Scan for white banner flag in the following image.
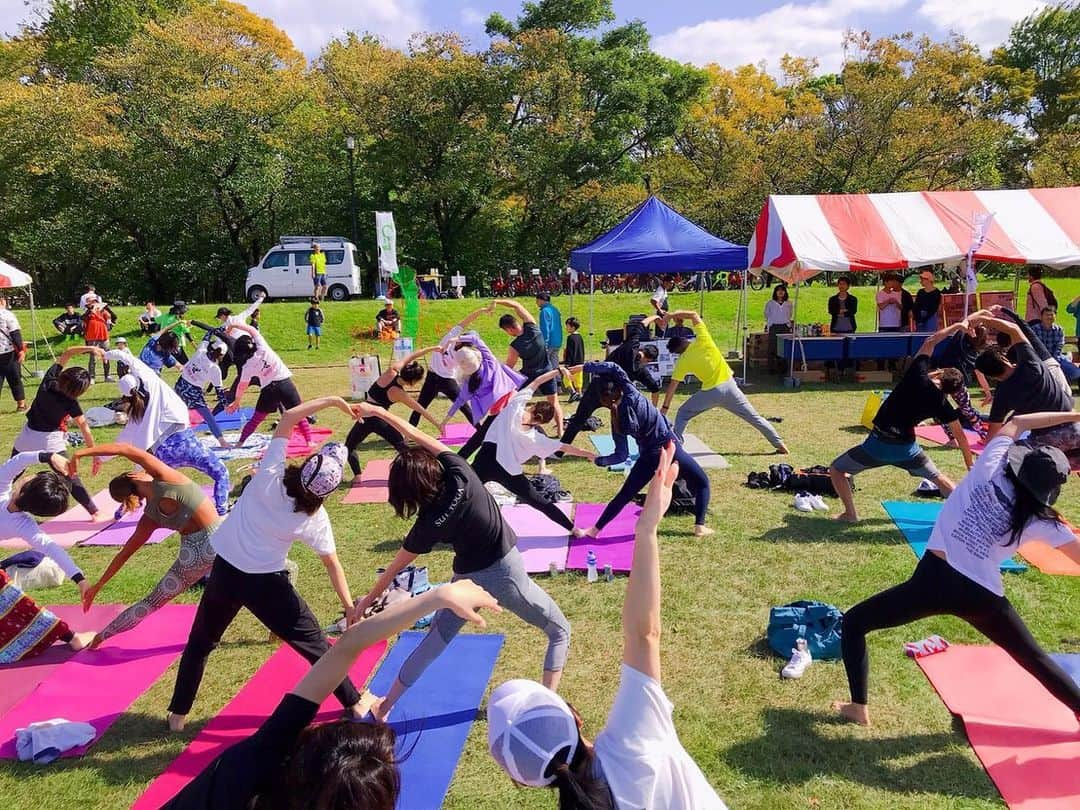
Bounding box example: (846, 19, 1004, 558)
(376, 211, 398, 279)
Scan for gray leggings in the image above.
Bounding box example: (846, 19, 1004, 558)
(96, 522, 220, 643)
(398, 547, 570, 687)
(673, 379, 784, 449)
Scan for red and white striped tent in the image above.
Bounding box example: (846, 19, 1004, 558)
(748, 187, 1080, 283)
(0, 260, 32, 289)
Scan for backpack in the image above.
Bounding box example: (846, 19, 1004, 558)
(782, 465, 848, 497)
(635, 477, 696, 512)
(767, 600, 844, 660)
(1038, 281, 1058, 310)
(529, 473, 570, 504)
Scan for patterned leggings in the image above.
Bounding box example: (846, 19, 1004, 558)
(95, 522, 220, 644)
(154, 430, 230, 515)
(941, 387, 987, 441)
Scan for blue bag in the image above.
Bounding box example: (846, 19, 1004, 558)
(767, 600, 844, 660)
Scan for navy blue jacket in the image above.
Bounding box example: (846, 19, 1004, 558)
(584, 361, 674, 465)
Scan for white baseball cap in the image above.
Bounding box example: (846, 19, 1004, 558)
(115, 336, 128, 344)
(487, 679, 578, 787)
(118, 374, 140, 397)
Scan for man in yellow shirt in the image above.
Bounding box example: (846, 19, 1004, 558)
(310, 243, 327, 300)
(661, 310, 788, 453)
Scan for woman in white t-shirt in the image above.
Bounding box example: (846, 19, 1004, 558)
(226, 323, 310, 449)
(835, 410, 1080, 726)
(487, 443, 728, 810)
(764, 285, 792, 374)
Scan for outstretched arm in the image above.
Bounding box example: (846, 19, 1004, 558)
(967, 313, 1025, 346)
(58, 345, 102, 366)
(450, 305, 495, 337)
(387, 387, 441, 430)
(393, 345, 440, 370)
(71, 441, 178, 481)
(493, 299, 535, 325)
(274, 397, 357, 440)
(664, 309, 703, 325)
(319, 552, 357, 624)
(83, 519, 157, 610)
(351, 401, 449, 456)
(915, 322, 966, 357)
(1000, 411, 1080, 440)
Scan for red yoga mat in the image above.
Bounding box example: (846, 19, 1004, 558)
(914, 424, 987, 454)
(917, 644, 1080, 809)
(0, 604, 124, 719)
(567, 503, 641, 573)
(343, 458, 393, 505)
(131, 638, 388, 809)
(284, 426, 334, 458)
(0, 603, 197, 759)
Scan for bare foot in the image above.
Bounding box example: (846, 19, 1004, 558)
(571, 528, 586, 539)
(91, 512, 111, 524)
(694, 525, 715, 537)
(368, 696, 390, 723)
(167, 712, 187, 732)
(68, 631, 96, 651)
(832, 701, 870, 725)
(775, 444, 790, 455)
(583, 526, 600, 539)
(834, 511, 858, 523)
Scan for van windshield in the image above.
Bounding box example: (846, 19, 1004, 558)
(263, 251, 289, 269)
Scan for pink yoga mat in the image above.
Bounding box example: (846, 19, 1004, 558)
(343, 458, 393, 505)
(502, 504, 573, 573)
(439, 422, 476, 446)
(79, 485, 215, 547)
(0, 603, 197, 759)
(284, 426, 334, 458)
(914, 424, 987, 453)
(567, 503, 641, 573)
(132, 639, 388, 809)
(0, 489, 119, 550)
(917, 645, 1080, 809)
(0, 604, 124, 719)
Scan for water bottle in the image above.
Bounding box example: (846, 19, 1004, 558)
(586, 550, 598, 583)
(549, 561, 559, 577)
(603, 563, 613, 582)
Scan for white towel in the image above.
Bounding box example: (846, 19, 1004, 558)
(15, 718, 96, 764)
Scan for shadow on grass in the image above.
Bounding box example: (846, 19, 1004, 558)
(724, 707, 998, 801)
(756, 512, 894, 543)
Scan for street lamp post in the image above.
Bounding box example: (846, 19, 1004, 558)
(345, 136, 358, 248)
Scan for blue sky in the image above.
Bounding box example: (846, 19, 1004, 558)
(1, 0, 1048, 72)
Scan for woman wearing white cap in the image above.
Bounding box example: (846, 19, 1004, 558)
(174, 334, 229, 448)
(105, 346, 230, 515)
(488, 442, 728, 809)
(167, 397, 366, 732)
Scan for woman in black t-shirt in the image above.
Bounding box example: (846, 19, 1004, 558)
(11, 345, 107, 521)
(914, 271, 943, 332)
(352, 403, 571, 725)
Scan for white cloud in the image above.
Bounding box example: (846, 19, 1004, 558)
(917, 0, 1046, 51)
(0, 0, 37, 38)
(242, 0, 428, 55)
(653, 0, 909, 74)
(461, 6, 488, 27)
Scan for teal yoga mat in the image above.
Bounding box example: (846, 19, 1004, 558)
(589, 434, 640, 472)
(368, 631, 504, 810)
(882, 500, 1027, 573)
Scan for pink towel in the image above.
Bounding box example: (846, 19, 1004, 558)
(914, 424, 987, 453)
(567, 503, 641, 573)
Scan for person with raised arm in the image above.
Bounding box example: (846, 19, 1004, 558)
(69, 442, 222, 648)
(350, 401, 571, 724)
(167, 397, 366, 732)
(173, 334, 230, 448)
(487, 443, 728, 809)
(494, 298, 565, 437)
(406, 310, 482, 427)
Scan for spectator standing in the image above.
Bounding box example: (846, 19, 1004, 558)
(827, 277, 858, 377)
(536, 293, 562, 387)
(764, 285, 792, 374)
(138, 301, 161, 334)
(1030, 307, 1080, 383)
(305, 298, 324, 350)
(1066, 294, 1080, 343)
(1025, 267, 1056, 322)
(563, 316, 585, 400)
(52, 304, 83, 341)
(310, 243, 327, 300)
(0, 293, 26, 411)
(914, 271, 943, 331)
(875, 274, 905, 333)
(82, 301, 112, 383)
(77, 285, 97, 310)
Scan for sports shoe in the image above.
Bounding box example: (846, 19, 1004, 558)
(568, 392, 581, 403)
(809, 494, 829, 512)
(781, 638, 812, 679)
(793, 492, 813, 512)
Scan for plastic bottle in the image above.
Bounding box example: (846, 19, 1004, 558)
(603, 563, 613, 582)
(586, 550, 598, 583)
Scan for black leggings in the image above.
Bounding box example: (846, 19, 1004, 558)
(471, 443, 574, 531)
(842, 552, 1080, 711)
(345, 413, 407, 475)
(560, 385, 602, 447)
(9, 447, 97, 517)
(169, 556, 361, 715)
(409, 374, 473, 427)
(595, 441, 711, 529)
(459, 412, 496, 459)
(0, 352, 24, 403)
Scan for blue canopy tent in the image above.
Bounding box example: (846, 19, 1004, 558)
(568, 195, 749, 363)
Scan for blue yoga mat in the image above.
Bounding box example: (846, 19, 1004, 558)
(589, 434, 640, 473)
(882, 500, 1028, 573)
(1050, 653, 1080, 687)
(191, 406, 256, 433)
(368, 631, 504, 810)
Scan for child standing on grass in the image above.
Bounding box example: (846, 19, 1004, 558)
(306, 298, 324, 350)
(563, 316, 585, 402)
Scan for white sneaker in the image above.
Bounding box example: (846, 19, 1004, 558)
(793, 492, 813, 512)
(809, 494, 829, 512)
(781, 638, 812, 679)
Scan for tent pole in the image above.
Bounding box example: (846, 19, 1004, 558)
(589, 274, 595, 342)
(28, 284, 42, 376)
(1013, 264, 1021, 306)
(788, 278, 801, 383)
(738, 273, 749, 385)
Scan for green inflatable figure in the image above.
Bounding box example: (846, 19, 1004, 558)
(392, 264, 419, 339)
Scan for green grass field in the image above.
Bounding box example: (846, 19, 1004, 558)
(1, 281, 1077, 809)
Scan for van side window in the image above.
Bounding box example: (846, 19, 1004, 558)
(292, 251, 312, 267)
(263, 251, 289, 269)
(325, 250, 345, 265)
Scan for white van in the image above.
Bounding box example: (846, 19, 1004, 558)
(245, 236, 363, 302)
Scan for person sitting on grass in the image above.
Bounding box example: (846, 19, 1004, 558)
(52, 304, 83, 340)
(833, 410, 1080, 726)
(487, 443, 728, 809)
(829, 324, 974, 523)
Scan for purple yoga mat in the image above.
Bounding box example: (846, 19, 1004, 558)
(0, 603, 197, 759)
(439, 422, 476, 446)
(567, 503, 642, 573)
(79, 486, 214, 547)
(502, 504, 573, 573)
(0, 604, 124, 719)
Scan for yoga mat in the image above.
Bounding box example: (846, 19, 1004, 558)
(0, 603, 197, 759)
(914, 424, 988, 454)
(682, 433, 731, 469)
(1017, 518, 1080, 576)
(366, 631, 504, 810)
(0, 604, 124, 719)
(190, 407, 255, 432)
(131, 639, 388, 809)
(200, 430, 269, 460)
(78, 486, 213, 547)
(439, 422, 476, 446)
(0, 489, 118, 551)
(917, 645, 1080, 810)
(285, 426, 334, 458)
(343, 458, 393, 505)
(882, 501, 1027, 573)
(501, 503, 572, 573)
(589, 434, 640, 473)
(568, 502, 642, 573)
